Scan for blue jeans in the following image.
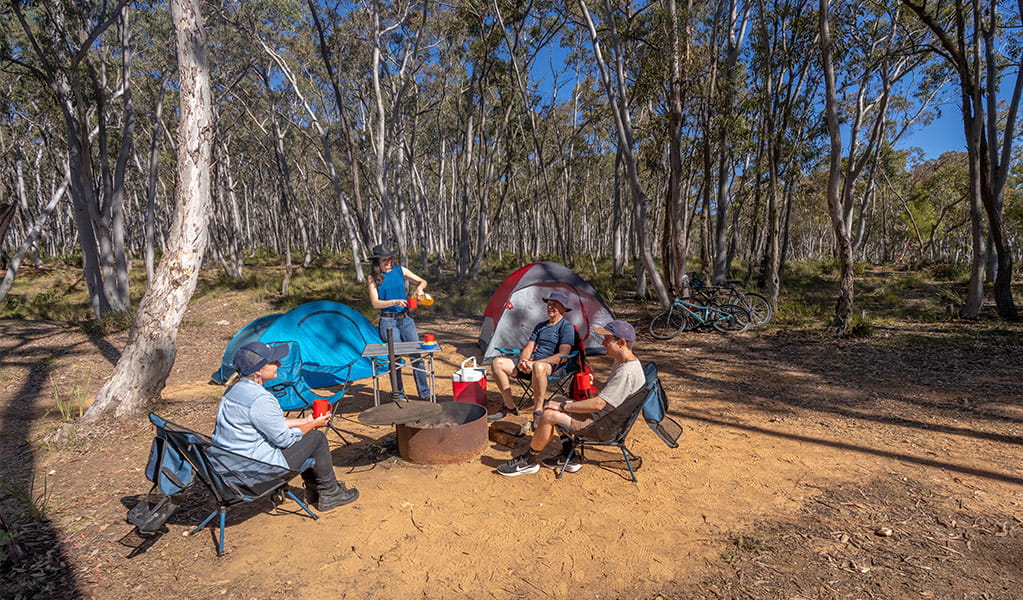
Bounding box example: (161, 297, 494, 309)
(378, 315, 430, 399)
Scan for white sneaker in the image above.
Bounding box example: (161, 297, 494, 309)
(541, 454, 582, 473)
(496, 455, 540, 477)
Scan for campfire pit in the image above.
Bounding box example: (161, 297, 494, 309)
(395, 402, 488, 464)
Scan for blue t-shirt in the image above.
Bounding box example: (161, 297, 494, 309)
(377, 267, 407, 315)
(528, 318, 575, 360)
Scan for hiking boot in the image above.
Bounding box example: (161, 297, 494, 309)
(304, 484, 319, 506)
(317, 483, 359, 511)
(541, 454, 582, 473)
(496, 455, 540, 477)
(487, 405, 519, 422)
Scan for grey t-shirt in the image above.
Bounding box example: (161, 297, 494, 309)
(595, 359, 644, 415)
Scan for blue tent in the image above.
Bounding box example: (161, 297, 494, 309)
(211, 301, 384, 411)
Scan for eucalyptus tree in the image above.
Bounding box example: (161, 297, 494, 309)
(902, 0, 1021, 321)
(576, 0, 671, 307)
(4, 0, 140, 317)
(820, 0, 856, 333)
(84, 0, 213, 422)
(747, 0, 821, 304)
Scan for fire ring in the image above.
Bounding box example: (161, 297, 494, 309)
(396, 402, 488, 464)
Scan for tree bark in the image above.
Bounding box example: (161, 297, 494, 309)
(820, 0, 855, 334)
(84, 0, 213, 422)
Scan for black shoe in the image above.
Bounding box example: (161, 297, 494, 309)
(304, 484, 319, 506)
(496, 455, 540, 477)
(541, 454, 582, 473)
(487, 405, 519, 422)
(317, 483, 359, 511)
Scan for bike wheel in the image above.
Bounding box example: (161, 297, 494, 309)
(712, 304, 751, 334)
(649, 307, 688, 340)
(740, 293, 772, 328)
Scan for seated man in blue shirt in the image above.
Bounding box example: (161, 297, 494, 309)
(213, 341, 358, 511)
(488, 291, 576, 428)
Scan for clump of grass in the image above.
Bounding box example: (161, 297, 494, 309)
(847, 312, 876, 337)
(721, 535, 774, 564)
(3, 473, 53, 523)
(78, 311, 133, 335)
(48, 375, 90, 423)
(929, 263, 968, 281)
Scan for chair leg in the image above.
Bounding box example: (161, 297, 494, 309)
(326, 421, 350, 445)
(618, 445, 638, 482)
(285, 489, 319, 520)
(192, 510, 218, 535)
(556, 445, 579, 480)
(217, 510, 226, 556)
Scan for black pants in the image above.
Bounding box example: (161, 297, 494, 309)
(281, 430, 337, 491)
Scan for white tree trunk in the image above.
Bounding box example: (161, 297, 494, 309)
(0, 168, 70, 302)
(83, 0, 213, 422)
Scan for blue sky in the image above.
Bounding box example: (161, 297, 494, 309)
(897, 109, 965, 160)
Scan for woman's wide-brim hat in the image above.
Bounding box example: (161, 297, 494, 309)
(369, 244, 396, 260)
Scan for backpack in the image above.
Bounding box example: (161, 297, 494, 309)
(127, 433, 196, 535)
(566, 325, 597, 400)
(642, 377, 683, 448)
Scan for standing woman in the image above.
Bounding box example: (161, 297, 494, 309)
(367, 244, 431, 400)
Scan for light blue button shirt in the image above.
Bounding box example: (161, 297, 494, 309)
(212, 378, 302, 468)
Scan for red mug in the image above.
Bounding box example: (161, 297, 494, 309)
(313, 399, 331, 418)
(407, 297, 418, 309)
(424, 334, 435, 344)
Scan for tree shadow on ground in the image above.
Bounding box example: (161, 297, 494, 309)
(639, 322, 1023, 487)
(0, 322, 84, 599)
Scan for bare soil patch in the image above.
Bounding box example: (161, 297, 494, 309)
(1, 292, 1021, 599)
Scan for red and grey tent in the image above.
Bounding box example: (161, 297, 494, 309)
(478, 261, 615, 363)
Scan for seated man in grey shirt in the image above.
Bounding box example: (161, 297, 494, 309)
(496, 320, 644, 476)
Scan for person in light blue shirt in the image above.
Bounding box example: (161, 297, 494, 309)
(213, 341, 358, 511)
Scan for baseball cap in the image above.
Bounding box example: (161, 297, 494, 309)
(593, 320, 636, 343)
(233, 341, 289, 376)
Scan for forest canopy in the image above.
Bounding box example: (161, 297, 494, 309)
(0, 0, 1020, 321)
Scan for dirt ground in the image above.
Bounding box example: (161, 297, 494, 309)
(1, 290, 1021, 600)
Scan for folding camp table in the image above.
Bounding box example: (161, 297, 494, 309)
(361, 341, 440, 405)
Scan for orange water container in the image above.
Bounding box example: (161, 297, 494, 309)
(452, 357, 487, 405)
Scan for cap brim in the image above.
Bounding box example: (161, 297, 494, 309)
(267, 344, 290, 362)
(542, 297, 571, 311)
(593, 326, 612, 336)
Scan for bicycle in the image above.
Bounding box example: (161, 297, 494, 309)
(689, 272, 772, 328)
(648, 296, 751, 340)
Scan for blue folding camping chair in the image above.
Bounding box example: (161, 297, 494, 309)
(496, 324, 586, 411)
(552, 362, 666, 482)
(147, 413, 318, 556)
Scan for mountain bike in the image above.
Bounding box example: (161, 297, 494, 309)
(648, 296, 751, 340)
(689, 272, 772, 328)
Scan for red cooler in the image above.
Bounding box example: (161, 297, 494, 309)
(453, 357, 487, 405)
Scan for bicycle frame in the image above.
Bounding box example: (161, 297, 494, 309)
(670, 297, 732, 328)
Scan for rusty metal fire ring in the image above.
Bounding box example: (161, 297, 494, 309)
(396, 402, 488, 464)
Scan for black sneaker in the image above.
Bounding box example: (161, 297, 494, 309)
(541, 454, 582, 473)
(496, 455, 540, 477)
(317, 483, 359, 511)
(487, 405, 519, 422)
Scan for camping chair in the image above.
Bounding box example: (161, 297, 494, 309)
(496, 325, 586, 410)
(552, 362, 661, 482)
(264, 341, 352, 444)
(147, 413, 318, 556)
